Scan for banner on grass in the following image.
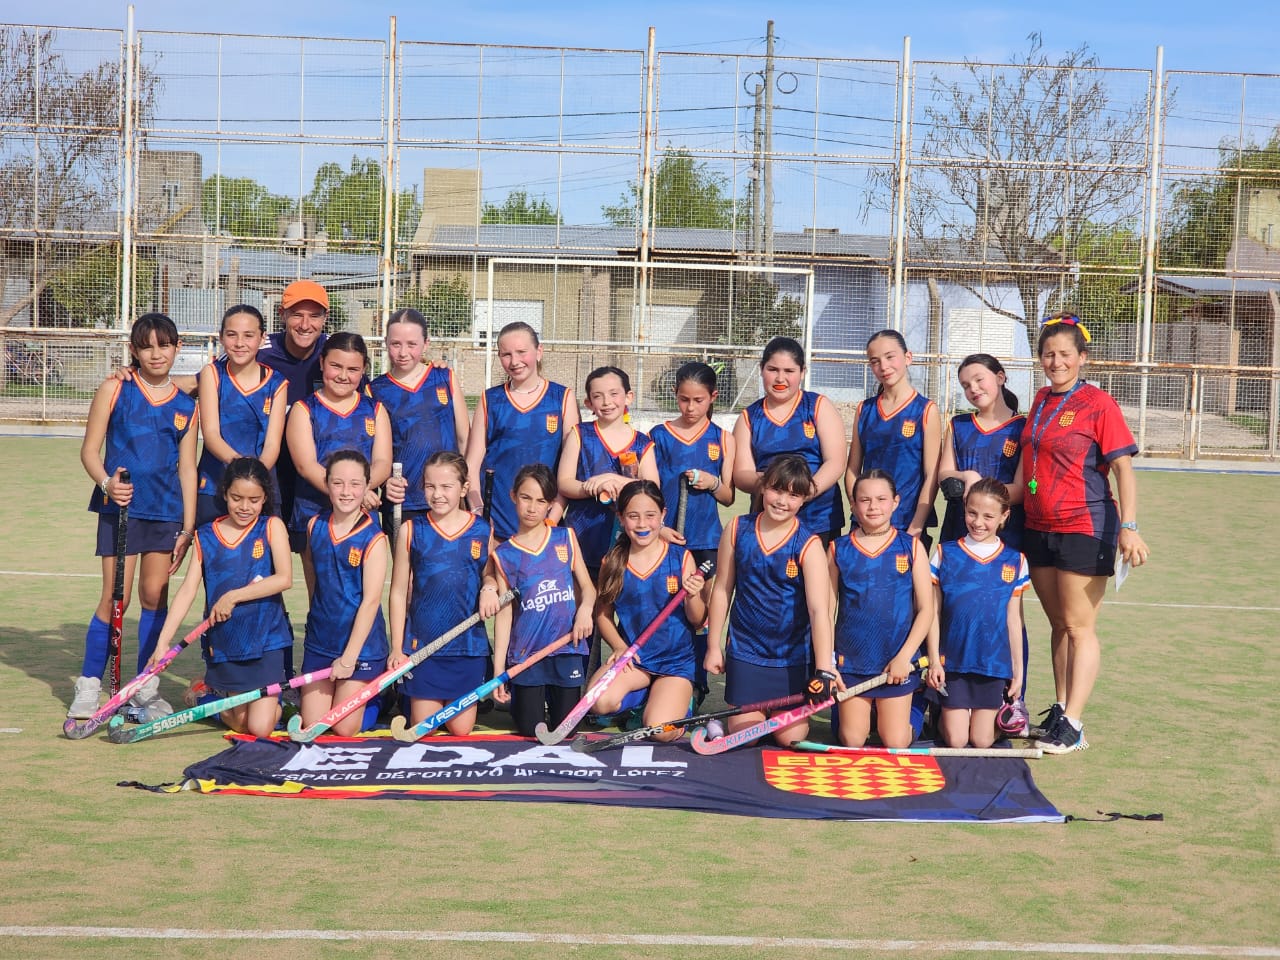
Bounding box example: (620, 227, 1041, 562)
(146, 735, 1062, 822)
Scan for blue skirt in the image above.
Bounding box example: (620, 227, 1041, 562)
(403, 654, 488, 701)
(205, 647, 287, 696)
(724, 655, 808, 707)
(301, 648, 384, 682)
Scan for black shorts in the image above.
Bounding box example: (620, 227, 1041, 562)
(1023, 528, 1115, 577)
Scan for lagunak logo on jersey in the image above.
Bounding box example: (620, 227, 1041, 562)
(895, 553, 909, 574)
(707, 442, 721, 461)
(347, 547, 362, 567)
(785, 557, 799, 579)
(545, 414, 559, 434)
(666, 575, 679, 594)
(1058, 411, 1076, 427)
(802, 420, 816, 439)
(252, 538, 265, 559)
(173, 412, 189, 430)
(436, 387, 449, 405)
(554, 543, 569, 563)
(364, 417, 376, 436)
(470, 539, 482, 560)
(762, 752, 945, 800)
(1002, 438, 1018, 457)
(1001, 563, 1016, 583)
(524, 577, 573, 613)
(901, 419, 917, 438)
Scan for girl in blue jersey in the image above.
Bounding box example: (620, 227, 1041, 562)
(71, 313, 198, 721)
(196, 305, 288, 527)
(558, 366, 659, 575)
(732, 338, 847, 544)
(490, 465, 596, 738)
(465, 322, 579, 540)
(846, 330, 941, 546)
(370, 308, 470, 525)
(149, 458, 293, 737)
(926, 478, 1028, 749)
(587, 481, 708, 739)
(829, 470, 933, 749)
(705, 455, 834, 747)
(299, 450, 390, 737)
(388, 451, 491, 736)
(286, 332, 393, 556)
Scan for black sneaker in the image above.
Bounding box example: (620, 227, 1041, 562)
(1037, 714, 1089, 754)
(1029, 702, 1064, 738)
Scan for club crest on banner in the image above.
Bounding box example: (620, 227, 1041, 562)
(1002, 439, 1017, 458)
(901, 419, 917, 439)
(761, 752, 945, 800)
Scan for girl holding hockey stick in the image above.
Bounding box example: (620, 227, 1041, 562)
(195, 304, 288, 527)
(829, 469, 933, 749)
(926, 478, 1028, 749)
(298, 450, 390, 737)
(149, 457, 293, 738)
(704, 454, 834, 747)
(490, 464, 596, 737)
(72, 312, 197, 721)
(586, 480, 707, 740)
(388, 451, 493, 736)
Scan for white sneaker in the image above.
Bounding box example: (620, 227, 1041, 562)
(67, 676, 101, 719)
(127, 675, 174, 723)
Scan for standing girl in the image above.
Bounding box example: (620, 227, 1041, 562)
(732, 337, 847, 545)
(388, 451, 491, 736)
(705, 454, 834, 747)
(285, 332, 392, 556)
(149, 458, 293, 737)
(846, 330, 941, 546)
(490, 465, 596, 737)
(587, 481, 707, 739)
(71, 313, 197, 720)
(829, 470, 933, 749)
(557, 366, 658, 576)
(926, 478, 1028, 749)
(465, 322, 579, 540)
(369, 308, 469, 525)
(196, 304, 288, 527)
(298, 450, 390, 737)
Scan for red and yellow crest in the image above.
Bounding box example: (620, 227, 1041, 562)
(666, 575, 679, 594)
(347, 547, 362, 567)
(707, 442, 721, 462)
(895, 553, 909, 574)
(173, 412, 189, 430)
(252, 538, 265, 559)
(263, 397, 273, 415)
(555, 544, 569, 563)
(1001, 563, 1016, 583)
(470, 540, 482, 560)
(802, 421, 816, 439)
(364, 417, 376, 436)
(546, 414, 559, 434)
(1002, 438, 1017, 458)
(762, 751, 945, 800)
(785, 557, 799, 579)
(436, 387, 449, 405)
(1058, 411, 1076, 428)
(900, 419, 917, 439)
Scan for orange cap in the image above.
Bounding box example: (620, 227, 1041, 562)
(281, 279, 329, 311)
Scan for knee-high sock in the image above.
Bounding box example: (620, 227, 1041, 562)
(80, 615, 110, 679)
(136, 607, 166, 674)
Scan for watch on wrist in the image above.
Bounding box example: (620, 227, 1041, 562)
(1120, 521, 1139, 532)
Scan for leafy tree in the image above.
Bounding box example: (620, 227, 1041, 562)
(48, 245, 155, 326)
(398, 275, 472, 339)
(305, 156, 419, 245)
(201, 175, 294, 240)
(731, 274, 804, 344)
(1043, 222, 1144, 350)
(604, 147, 737, 229)
(482, 189, 561, 225)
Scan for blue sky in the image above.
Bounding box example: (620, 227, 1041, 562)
(5, 0, 1274, 74)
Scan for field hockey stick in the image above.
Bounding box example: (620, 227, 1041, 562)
(390, 462, 403, 546)
(64, 616, 211, 739)
(690, 655, 933, 756)
(106, 468, 131, 698)
(388, 631, 575, 742)
(287, 588, 517, 742)
(791, 740, 1043, 759)
(569, 692, 805, 754)
(481, 469, 495, 522)
(674, 474, 690, 537)
(107, 667, 333, 744)
(535, 558, 714, 745)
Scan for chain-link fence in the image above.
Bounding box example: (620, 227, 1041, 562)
(1, 19, 1277, 458)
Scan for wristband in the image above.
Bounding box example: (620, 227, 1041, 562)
(100, 476, 111, 495)
(711, 476, 721, 492)
(1120, 521, 1139, 532)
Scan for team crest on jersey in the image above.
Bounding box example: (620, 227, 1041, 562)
(263, 397, 273, 415)
(666, 575, 679, 595)
(895, 553, 909, 574)
(555, 543, 569, 563)
(252, 538, 265, 559)
(470, 540, 482, 560)
(546, 414, 559, 434)
(348, 547, 362, 567)
(785, 557, 799, 579)
(364, 417, 376, 436)
(173, 412, 189, 430)
(1002, 438, 1017, 458)
(762, 752, 945, 800)
(1058, 411, 1076, 427)
(707, 442, 721, 462)
(1001, 564, 1016, 583)
(802, 421, 816, 439)
(436, 387, 449, 405)
(901, 419, 917, 438)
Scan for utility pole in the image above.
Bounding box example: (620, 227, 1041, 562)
(764, 19, 775, 268)
(751, 83, 764, 259)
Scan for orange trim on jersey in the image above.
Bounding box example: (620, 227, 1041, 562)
(504, 523, 552, 557)
(875, 389, 919, 421)
(956, 537, 1005, 565)
(427, 512, 477, 542)
(848, 529, 897, 559)
(328, 511, 377, 545)
(134, 378, 179, 407)
(387, 365, 435, 392)
(504, 378, 550, 413)
(625, 541, 669, 580)
(760, 390, 803, 427)
(226, 363, 273, 397)
(211, 517, 256, 549)
(967, 412, 1025, 436)
(312, 391, 362, 418)
(753, 515, 800, 556)
(588, 421, 639, 459)
(658, 419, 711, 446)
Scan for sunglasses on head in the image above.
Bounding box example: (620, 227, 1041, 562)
(1040, 315, 1091, 343)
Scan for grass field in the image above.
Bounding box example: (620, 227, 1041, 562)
(0, 436, 1276, 959)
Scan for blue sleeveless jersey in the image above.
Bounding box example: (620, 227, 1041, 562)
(196, 358, 287, 499)
(613, 543, 696, 681)
(291, 391, 382, 532)
(832, 529, 919, 675)
(89, 379, 196, 522)
(856, 391, 935, 531)
(743, 391, 845, 534)
(404, 514, 491, 658)
(195, 515, 292, 664)
(942, 413, 1027, 548)
(369, 367, 460, 512)
(303, 511, 388, 662)
(493, 525, 588, 668)
(565, 422, 653, 569)
(650, 421, 726, 551)
(480, 381, 569, 540)
(930, 539, 1028, 678)
(727, 515, 818, 668)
